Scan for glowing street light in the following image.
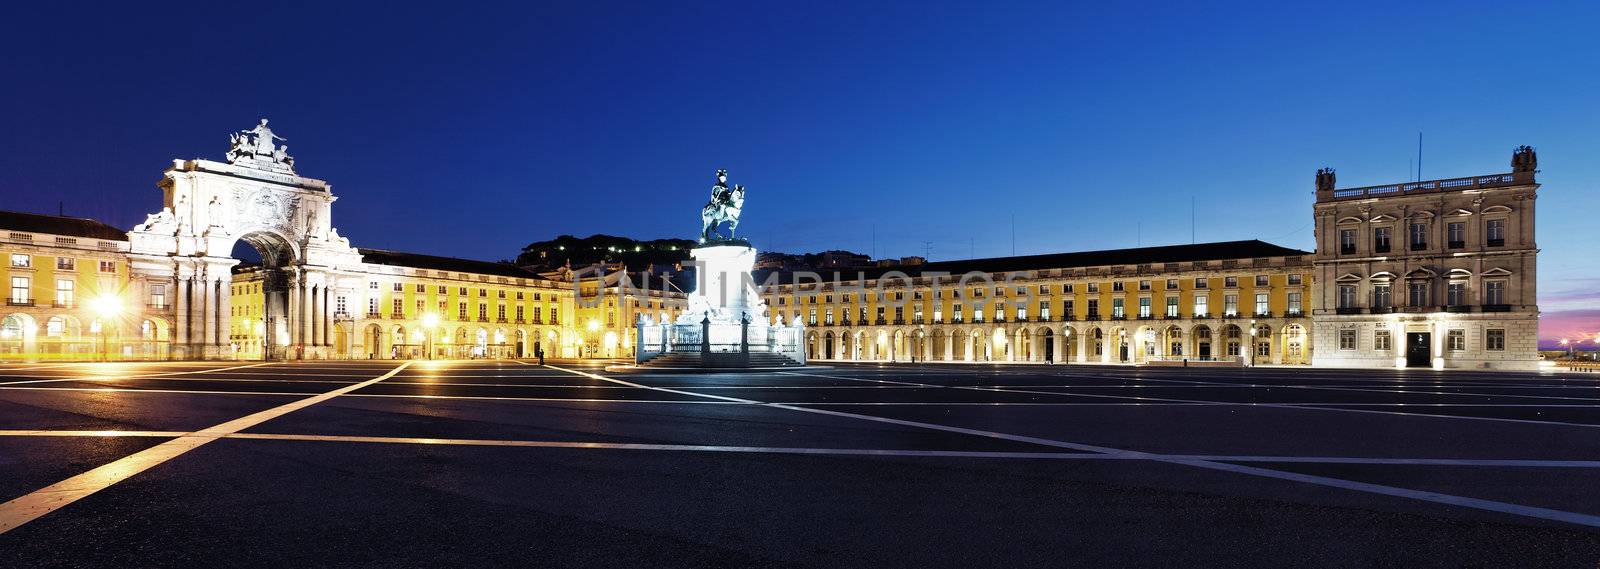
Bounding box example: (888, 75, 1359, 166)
(420, 312, 440, 359)
(90, 294, 122, 362)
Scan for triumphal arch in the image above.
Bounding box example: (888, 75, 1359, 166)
(127, 119, 363, 359)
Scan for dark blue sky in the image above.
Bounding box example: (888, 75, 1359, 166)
(2, 1, 1595, 340)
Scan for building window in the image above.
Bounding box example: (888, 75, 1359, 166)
(1254, 293, 1268, 315)
(972, 303, 984, 322)
(516, 305, 525, 321)
(1373, 283, 1392, 308)
(368, 297, 379, 316)
(497, 304, 506, 320)
(1165, 297, 1178, 317)
(1486, 219, 1506, 246)
(1087, 283, 1099, 293)
(1223, 294, 1238, 316)
(457, 303, 467, 320)
(1486, 329, 1505, 351)
(1408, 281, 1429, 307)
(1339, 329, 1356, 350)
(1375, 330, 1392, 351)
(1063, 283, 1074, 293)
(1485, 280, 1506, 305)
(369, 281, 378, 290)
(1113, 281, 1125, 292)
(1194, 278, 1207, 289)
(438, 285, 447, 294)
(952, 303, 963, 321)
(150, 284, 167, 309)
(1287, 292, 1302, 315)
(1138, 280, 1151, 291)
(1339, 229, 1356, 254)
(1447, 222, 1465, 249)
(1165, 279, 1178, 290)
(55, 279, 73, 307)
(1409, 222, 1428, 250)
(1338, 285, 1356, 308)
(391, 298, 403, 315)
(335, 295, 346, 315)
(1447, 329, 1465, 351)
(9, 254, 30, 268)
(1085, 299, 1098, 318)
(1374, 227, 1392, 252)
(1225, 276, 1238, 288)
(477, 304, 487, 320)
(1446, 281, 1467, 307)
(809, 308, 818, 325)
(1111, 298, 1124, 318)
(392, 282, 403, 292)
(1193, 295, 1207, 316)
(415, 284, 425, 292)
(1255, 275, 1269, 287)
(825, 308, 834, 325)
(1037, 302, 1048, 321)
(56, 257, 75, 271)
(95, 260, 113, 274)
(550, 308, 559, 324)
(1288, 274, 1302, 286)
(1138, 297, 1151, 318)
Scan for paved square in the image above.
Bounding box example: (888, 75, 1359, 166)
(2, 360, 1599, 567)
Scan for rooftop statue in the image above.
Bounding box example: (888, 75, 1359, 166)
(227, 118, 295, 171)
(699, 169, 746, 243)
(1511, 145, 1537, 173)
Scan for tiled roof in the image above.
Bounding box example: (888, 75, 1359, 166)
(358, 248, 541, 280)
(0, 210, 127, 241)
(759, 240, 1311, 281)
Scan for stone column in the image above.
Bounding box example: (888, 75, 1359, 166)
(286, 274, 302, 350)
(215, 275, 231, 351)
(174, 275, 191, 350)
(199, 273, 217, 353)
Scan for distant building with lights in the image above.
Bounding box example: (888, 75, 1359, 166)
(0, 121, 1541, 369)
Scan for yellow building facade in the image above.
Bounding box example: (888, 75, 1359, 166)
(761, 240, 1314, 365)
(1, 212, 171, 361)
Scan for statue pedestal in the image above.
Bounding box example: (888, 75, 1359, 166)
(681, 243, 763, 327)
(635, 242, 806, 367)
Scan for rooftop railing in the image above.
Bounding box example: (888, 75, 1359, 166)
(1323, 173, 1525, 202)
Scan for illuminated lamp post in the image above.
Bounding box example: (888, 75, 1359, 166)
(1248, 320, 1258, 367)
(90, 294, 122, 362)
(420, 312, 440, 359)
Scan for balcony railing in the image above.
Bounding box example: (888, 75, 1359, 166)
(52, 301, 74, 309)
(1446, 305, 1472, 313)
(1369, 306, 1393, 314)
(1374, 244, 1391, 253)
(6, 298, 34, 307)
(1487, 238, 1505, 247)
(1254, 311, 1273, 318)
(1340, 245, 1357, 255)
(1448, 241, 1466, 250)
(1335, 307, 1362, 315)
(1410, 243, 1427, 251)
(148, 303, 169, 311)
(1482, 304, 1512, 312)
(1286, 310, 1305, 318)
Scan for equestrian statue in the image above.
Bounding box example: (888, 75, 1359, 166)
(699, 169, 746, 243)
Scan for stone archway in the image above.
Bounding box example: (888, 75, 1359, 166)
(127, 119, 364, 360)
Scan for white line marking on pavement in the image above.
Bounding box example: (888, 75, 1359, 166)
(9, 429, 1600, 469)
(0, 385, 742, 404)
(0, 430, 185, 438)
(0, 361, 412, 535)
(544, 365, 1600, 529)
(0, 362, 275, 386)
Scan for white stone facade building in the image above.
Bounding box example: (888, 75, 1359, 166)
(1310, 147, 1540, 370)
